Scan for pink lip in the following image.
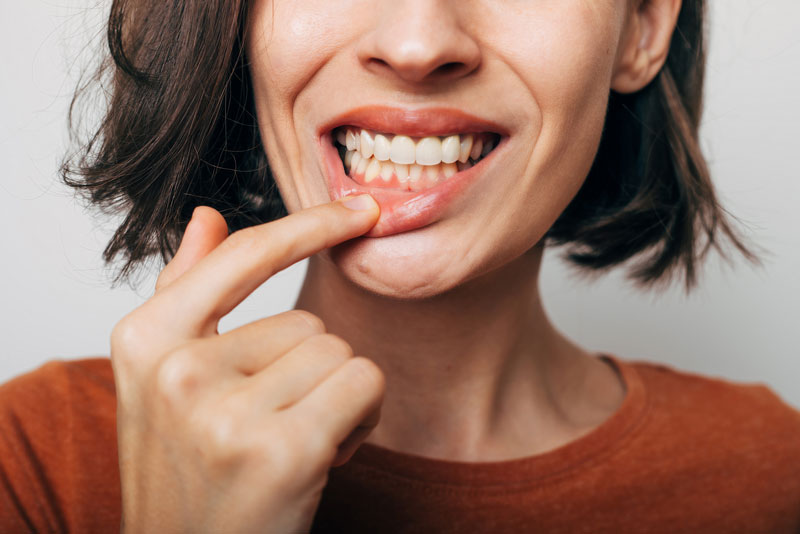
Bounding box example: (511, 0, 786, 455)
(318, 106, 508, 237)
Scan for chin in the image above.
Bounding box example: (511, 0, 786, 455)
(325, 230, 477, 300)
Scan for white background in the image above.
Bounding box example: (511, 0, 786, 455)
(1, 1, 798, 407)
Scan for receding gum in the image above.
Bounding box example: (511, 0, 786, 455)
(334, 128, 495, 193)
(347, 160, 468, 192)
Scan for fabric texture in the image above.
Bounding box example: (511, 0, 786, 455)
(1, 354, 798, 533)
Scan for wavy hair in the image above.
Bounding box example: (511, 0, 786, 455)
(63, 0, 762, 293)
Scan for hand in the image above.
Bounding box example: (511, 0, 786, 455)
(110, 195, 384, 533)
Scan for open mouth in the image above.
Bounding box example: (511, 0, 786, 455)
(317, 106, 509, 237)
(333, 127, 502, 192)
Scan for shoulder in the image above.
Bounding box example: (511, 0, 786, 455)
(629, 357, 800, 433)
(0, 358, 116, 430)
(0, 357, 115, 395)
(0, 358, 120, 531)
(624, 357, 800, 486)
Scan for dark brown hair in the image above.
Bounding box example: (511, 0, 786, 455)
(63, 0, 763, 293)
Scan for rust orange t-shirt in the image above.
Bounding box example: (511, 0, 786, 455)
(1, 353, 799, 533)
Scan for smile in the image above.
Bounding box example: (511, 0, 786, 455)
(335, 128, 501, 192)
(318, 106, 509, 237)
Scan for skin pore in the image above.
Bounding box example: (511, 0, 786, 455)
(245, 0, 681, 460)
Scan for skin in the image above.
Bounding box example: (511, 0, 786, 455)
(113, 0, 682, 531)
(246, 0, 681, 458)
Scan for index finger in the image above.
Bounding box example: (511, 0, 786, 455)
(149, 194, 379, 335)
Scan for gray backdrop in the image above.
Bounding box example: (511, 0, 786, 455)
(1, 1, 798, 407)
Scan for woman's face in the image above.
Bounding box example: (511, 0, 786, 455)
(246, 0, 635, 299)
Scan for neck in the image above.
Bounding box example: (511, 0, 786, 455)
(295, 244, 610, 461)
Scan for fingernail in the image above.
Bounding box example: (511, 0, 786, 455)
(341, 194, 377, 211)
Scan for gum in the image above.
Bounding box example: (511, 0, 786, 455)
(348, 167, 447, 192)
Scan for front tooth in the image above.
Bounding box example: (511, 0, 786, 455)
(441, 135, 460, 164)
(389, 135, 416, 165)
(459, 135, 473, 163)
(469, 138, 483, 160)
(442, 162, 457, 178)
(395, 163, 409, 182)
(373, 134, 391, 161)
(380, 162, 394, 181)
(346, 130, 357, 151)
(416, 137, 443, 166)
(350, 151, 362, 173)
(364, 158, 381, 182)
(360, 130, 374, 159)
(409, 163, 424, 182)
(336, 130, 347, 146)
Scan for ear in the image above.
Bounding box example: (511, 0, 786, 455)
(611, 0, 683, 94)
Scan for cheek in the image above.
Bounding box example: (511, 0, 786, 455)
(246, 1, 354, 209)
(247, 1, 352, 103)
(465, 4, 622, 264)
(489, 3, 621, 198)
(492, 4, 620, 118)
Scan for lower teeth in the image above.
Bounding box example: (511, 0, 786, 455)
(336, 148, 492, 191)
(340, 153, 476, 191)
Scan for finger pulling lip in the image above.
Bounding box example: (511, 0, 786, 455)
(318, 106, 509, 238)
(319, 136, 507, 238)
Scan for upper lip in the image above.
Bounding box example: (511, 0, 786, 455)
(317, 105, 509, 139)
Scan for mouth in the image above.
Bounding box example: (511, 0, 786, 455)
(318, 106, 508, 237)
(333, 128, 501, 192)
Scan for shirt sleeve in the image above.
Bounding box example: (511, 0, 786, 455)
(0, 359, 121, 533)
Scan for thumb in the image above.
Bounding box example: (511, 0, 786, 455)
(154, 206, 229, 294)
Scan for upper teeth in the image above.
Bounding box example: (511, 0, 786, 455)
(336, 128, 494, 166)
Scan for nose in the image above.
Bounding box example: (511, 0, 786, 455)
(356, 0, 482, 85)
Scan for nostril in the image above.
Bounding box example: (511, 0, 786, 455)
(367, 57, 390, 70)
(364, 56, 474, 84)
(435, 62, 464, 77)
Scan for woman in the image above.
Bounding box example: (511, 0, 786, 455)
(1, 0, 798, 532)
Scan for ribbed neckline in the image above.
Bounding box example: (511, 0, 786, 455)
(345, 353, 649, 487)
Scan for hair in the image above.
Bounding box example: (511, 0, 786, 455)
(63, 0, 763, 293)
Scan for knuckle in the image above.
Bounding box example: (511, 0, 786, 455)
(345, 357, 386, 394)
(303, 429, 338, 467)
(269, 417, 333, 480)
(226, 226, 257, 246)
(155, 347, 205, 405)
(287, 310, 326, 335)
(261, 436, 306, 483)
(110, 314, 143, 353)
(312, 333, 353, 359)
(220, 227, 261, 260)
(202, 411, 246, 465)
(110, 314, 155, 373)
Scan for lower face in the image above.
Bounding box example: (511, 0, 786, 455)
(246, 1, 627, 299)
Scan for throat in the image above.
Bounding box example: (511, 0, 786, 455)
(295, 250, 578, 462)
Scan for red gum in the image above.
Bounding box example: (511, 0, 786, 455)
(317, 106, 509, 237)
(348, 165, 456, 192)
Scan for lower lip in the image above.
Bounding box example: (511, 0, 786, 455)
(320, 135, 501, 237)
